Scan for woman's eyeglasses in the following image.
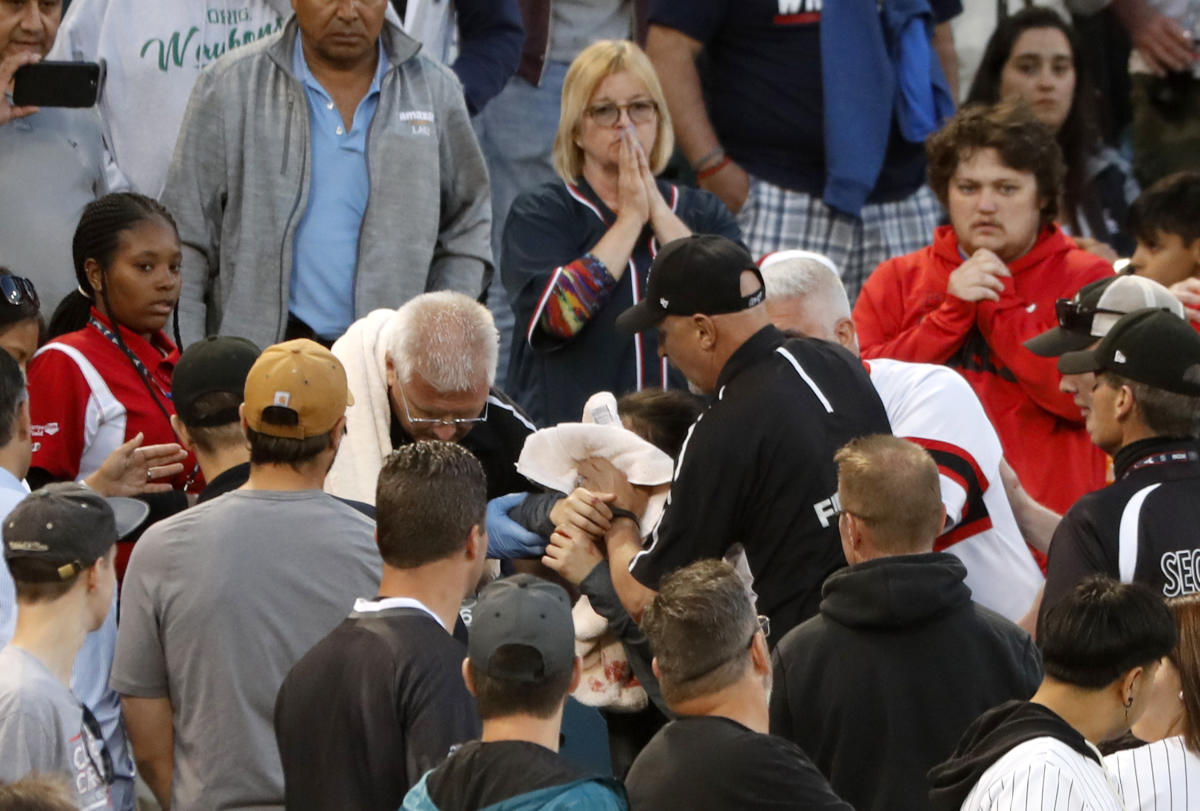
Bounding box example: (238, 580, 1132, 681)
(0, 275, 39, 310)
(585, 99, 659, 127)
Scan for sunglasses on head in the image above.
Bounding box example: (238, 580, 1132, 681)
(1054, 298, 1124, 333)
(0, 275, 39, 310)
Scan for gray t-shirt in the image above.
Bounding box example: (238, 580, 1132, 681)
(0, 646, 113, 809)
(0, 105, 109, 315)
(110, 489, 382, 811)
(549, 0, 632, 64)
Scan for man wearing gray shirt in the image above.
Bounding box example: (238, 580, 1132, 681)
(0, 483, 148, 811)
(111, 339, 383, 811)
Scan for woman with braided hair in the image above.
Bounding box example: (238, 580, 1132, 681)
(26, 192, 196, 576)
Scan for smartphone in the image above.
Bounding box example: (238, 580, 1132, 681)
(12, 61, 105, 108)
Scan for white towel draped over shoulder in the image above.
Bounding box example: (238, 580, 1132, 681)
(325, 309, 398, 505)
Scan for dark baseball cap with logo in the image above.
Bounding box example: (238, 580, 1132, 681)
(3, 483, 149, 581)
(172, 336, 261, 427)
(1057, 308, 1200, 395)
(615, 234, 765, 334)
(468, 574, 575, 683)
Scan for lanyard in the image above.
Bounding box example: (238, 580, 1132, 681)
(1125, 450, 1199, 476)
(88, 316, 172, 405)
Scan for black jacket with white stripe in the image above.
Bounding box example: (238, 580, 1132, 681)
(1041, 436, 1200, 619)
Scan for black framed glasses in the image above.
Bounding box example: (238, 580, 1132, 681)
(0, 275, 39, 309)
(1054, 298, 1125, 333)
(396, 382, 488, 429)
(585, 99, 659, 127)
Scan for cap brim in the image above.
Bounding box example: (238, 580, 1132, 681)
(1057, 347, 1104, 375)
(1024, 327, 1097, 358)
(615, 300, 665, 334)
(106, 497, 150, 539)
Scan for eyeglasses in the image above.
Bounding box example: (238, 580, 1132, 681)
(396, 382, 488, 429)
(754, 614, 770, 642)
(585, 99, 659, 127)
(1054, 298, 1125, 333)
(0, 275, 39, 309)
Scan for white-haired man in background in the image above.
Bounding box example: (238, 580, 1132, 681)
(327, 292, 536, 507)
(759, 250, 1050, 628)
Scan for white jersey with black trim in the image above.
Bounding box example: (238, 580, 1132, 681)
(866, 358, 1043, 623)
(1106, 736, 1200, 811)
(962, 737, 1125, 811)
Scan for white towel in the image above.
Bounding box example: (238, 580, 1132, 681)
(325, 309, 397, 505)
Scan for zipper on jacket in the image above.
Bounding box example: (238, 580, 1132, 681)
(279, 90, 308, 341)
(281, 96, 293, 175)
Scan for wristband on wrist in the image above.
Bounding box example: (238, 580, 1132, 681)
(695, 156, 733, 181)
(691, 146, 725, 173)
(609, 506, 640, 529)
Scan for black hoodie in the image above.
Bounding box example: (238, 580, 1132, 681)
(928, 700, 1100, 811)
(770, 552, 1042, 811)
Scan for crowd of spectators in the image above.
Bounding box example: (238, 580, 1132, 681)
(4, 1, 1200, 810)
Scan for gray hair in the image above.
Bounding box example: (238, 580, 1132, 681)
(388, 292, 499, 392)
(760, 255, 852, 322)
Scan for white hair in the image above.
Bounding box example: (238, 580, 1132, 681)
(759, 255, 852, 323)
(388, 292, 499, 392)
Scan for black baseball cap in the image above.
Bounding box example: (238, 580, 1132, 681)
(615, 235, 765, 334)
(1057, 308, 1200, 395)
(1025, 275, 1184, 357)
(3, 483, 149, 581)
(468, 574, 575, 683)
(172, 336, 261, 427)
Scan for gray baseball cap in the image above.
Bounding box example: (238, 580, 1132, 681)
(468, 574, 575, 683)
(3, 483, 149, 581)
(1026, 275, 1184, 357)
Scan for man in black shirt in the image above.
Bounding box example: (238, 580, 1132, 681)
(1040, 308, 1200, 617)
(592, 235, 891, 638)
(401, 574, 626, 810)
(169, 336, 260, 502)
(624, 560, 851, 811)
(274, 441, 490, 811)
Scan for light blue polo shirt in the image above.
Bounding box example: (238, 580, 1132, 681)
(289, 38, 389, 340)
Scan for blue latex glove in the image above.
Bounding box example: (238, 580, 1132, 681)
(486, 492, 547, 559)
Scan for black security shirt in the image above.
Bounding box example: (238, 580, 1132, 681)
(625, 716, 853, 811)
(1042, 436, 1200, 619)
(630, 325, 891, 638)
(390, 387, 535, 499)
(274, 606, 481, 811)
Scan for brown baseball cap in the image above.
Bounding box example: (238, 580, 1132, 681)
(243, 339, 354, 439)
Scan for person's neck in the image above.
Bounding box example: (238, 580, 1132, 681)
(92, 305, 153, 343)
(376, 560, 469, 632)
(481, 705, 566, 752)
(1110, 423, 1162, 460)
(851, 544, 935, 565)
(1031, 678, 1119, 744)
(0, 444, 30, 484)
(10, 599, 91, 685)
(581, 163, 621, 213)
(195, 444, 249, 486)
(669, 674, 770, 734)
(301, 37, 379, 97)
(243, 457, 330, 492)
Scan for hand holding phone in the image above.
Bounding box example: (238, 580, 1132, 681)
(12, 60, 104, 108)
(1, 51, 43, 125)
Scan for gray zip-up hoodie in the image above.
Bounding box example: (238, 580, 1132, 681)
(161, 16, 492, 348)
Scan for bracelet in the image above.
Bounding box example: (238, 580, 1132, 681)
(609, 506, 640, 529)
(695, 156, 733, 181)
(691, 146, 725, 173)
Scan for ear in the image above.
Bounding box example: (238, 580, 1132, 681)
(1121, 664, 1145, 707)
(651, 656, 663, 681)
(833, 317, 858, 353)
(461, 658, 477, 697)
(170, 414, 193, 449)
(1114, 383, 1137, 422)
(750, 630, 771, 676)
(385, 354, 396, 385)
(464, 523, 485, 561)
(328, 415, 348, 453)
(694, 314, 718, 351)
(1188, 237, 1200, 271)
(568, 655, 582, 693)
(238, 402, 248, 434)
(15, 400, 30, 442)
(938, 503, 948, 534)
(83, 258, 103, 298)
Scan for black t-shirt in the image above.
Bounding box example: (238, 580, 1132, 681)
(649, 0, 960, 200)
(426, 740, 587, 811)
(390, 388, 535, 499)
(625, 716, 852, 810)
(274, 605, 481, 811)
(630, 326, 891, 639)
